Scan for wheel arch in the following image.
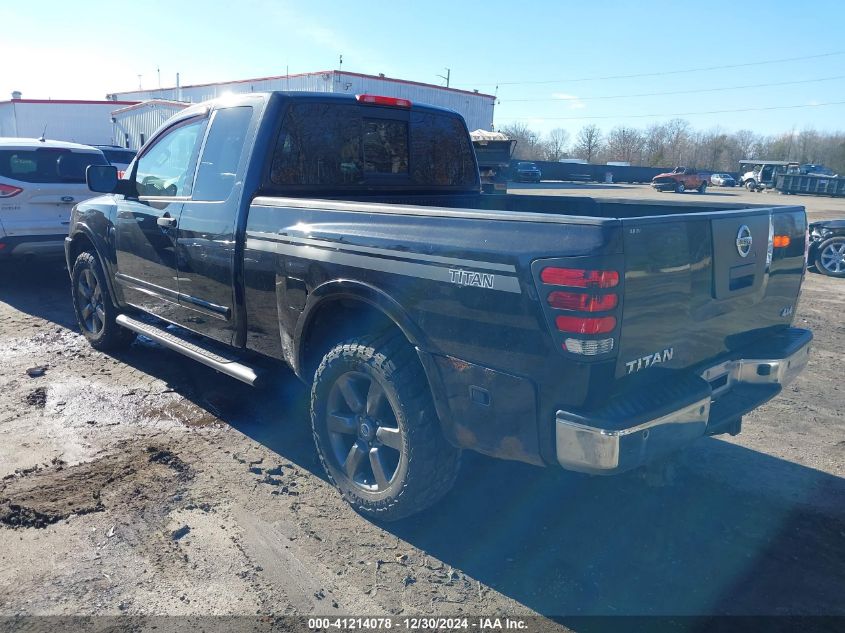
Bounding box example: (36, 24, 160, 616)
(294, 280, 428, 381)
(66, 225, 122, 305)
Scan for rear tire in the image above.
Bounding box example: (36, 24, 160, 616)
(311, 332, 461, 521)
(71, 251, 136, 351)
(697, 182, 707, 193)
(815, 237, 845, 277)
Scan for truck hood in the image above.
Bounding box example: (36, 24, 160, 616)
(652, 172, 679, 180)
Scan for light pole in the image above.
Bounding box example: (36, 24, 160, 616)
(437, 68, 451, 88)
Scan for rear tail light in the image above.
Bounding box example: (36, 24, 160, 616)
(773, 235, 791, 248)
(536, 262, 622, 357)
(564, 338, 615, 355)
(0, 184, 23, 198)
(356, 94, 412, 108)
(547, 291, 617, 312)
(541, 267, 619, 288)
(555, 315, 616, 335)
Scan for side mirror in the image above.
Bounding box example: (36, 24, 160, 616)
(86, 164, 118, 193)
(86, 164, 136, 197)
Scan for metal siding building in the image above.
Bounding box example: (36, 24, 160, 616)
(109, 70, 496, 132)
(0, 99, 137, 145)
(111, 100, 189, 150)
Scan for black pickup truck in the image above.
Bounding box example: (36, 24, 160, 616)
(67, 92, 812, 520)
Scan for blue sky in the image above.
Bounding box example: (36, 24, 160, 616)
(2, 0, 843, 138)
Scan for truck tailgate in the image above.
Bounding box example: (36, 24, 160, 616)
(616, 207, 806, 379)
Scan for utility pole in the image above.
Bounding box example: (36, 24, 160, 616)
(437, 67, 451, 88)
(339, 54, 343, 72)
(137, 74, 143, 91)
(157, 66, 161, 88)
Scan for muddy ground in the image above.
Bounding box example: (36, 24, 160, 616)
(0, 187, 843, 625)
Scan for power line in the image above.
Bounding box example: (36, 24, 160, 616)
(496, 100, 845, 122)
(469, 51, 845, 86)
(502, 74, 845, 103)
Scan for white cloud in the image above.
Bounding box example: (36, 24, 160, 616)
(551, 93, 586, 110)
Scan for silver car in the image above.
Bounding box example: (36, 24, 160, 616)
(0, 138, 107, 258)
(710, 173, 736, 187)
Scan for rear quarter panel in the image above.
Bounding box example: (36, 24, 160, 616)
(242, 200, 622, 464)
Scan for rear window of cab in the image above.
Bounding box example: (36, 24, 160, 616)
(268, 102, 477, 189)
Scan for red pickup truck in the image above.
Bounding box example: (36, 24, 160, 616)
(652, 167, 708, 193)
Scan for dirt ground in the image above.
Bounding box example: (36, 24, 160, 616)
(0, 184, 843, 626)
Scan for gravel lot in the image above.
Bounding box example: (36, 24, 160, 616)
(0, 184, 843, 626)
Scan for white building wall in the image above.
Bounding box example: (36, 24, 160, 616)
(0, 103, 17, 137)
(334, 73, 494, 132)
(112, 102, 188, 150)
(112, 73, 336, 103)
(0, 101, 126, 145)
(110, 71, 496, 131)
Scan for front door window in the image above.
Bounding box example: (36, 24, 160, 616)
(135, 120, 204, 197)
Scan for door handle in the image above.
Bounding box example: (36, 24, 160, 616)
(157, 216, 178, 229)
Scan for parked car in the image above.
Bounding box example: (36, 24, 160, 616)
(0, 138, 108, 258)
(710, 173, 736, 187)
(94, 145, 137, 172)
(68, 92, 812, 520)
(514, 161, 542, 182)
(800, 163, 836, 177)
(651, 166, 708, 193)
(809, 219, 845, 277)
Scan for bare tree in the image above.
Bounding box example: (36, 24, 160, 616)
(796, 128, 821, 163)
(494, 119, 845, 174)
(605, 126, 645, 164)
(733, 129, 757, 161)
(543, 128, 570, 161)
(499, 122, 544, 160)
(664, 119, 691, 166)
(573, 124, 603, 162)
(643, 123, 670, 166)
(697, 129, 730, 170)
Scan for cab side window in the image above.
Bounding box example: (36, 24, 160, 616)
(135, 119, 205, 197)
(192, 106, 253, 201)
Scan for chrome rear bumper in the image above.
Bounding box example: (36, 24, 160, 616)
(555, 329, 812, 474)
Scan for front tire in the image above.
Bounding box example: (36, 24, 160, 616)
(815, 237, 845, 277)
(311, 333, 461, 521)
(745, 180, 757, 192)
(675, 182, 686, 193)
(71, 251, 136, 351)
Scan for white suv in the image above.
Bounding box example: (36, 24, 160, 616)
(0, 138, 108, 258)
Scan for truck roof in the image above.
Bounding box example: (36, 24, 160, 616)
(176, 91, 464, 120)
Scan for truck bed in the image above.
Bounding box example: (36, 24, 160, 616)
(275, 192, 777, 220)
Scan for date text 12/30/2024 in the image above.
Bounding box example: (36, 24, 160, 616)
(308, 617, 529, 630)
